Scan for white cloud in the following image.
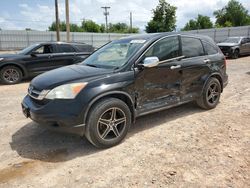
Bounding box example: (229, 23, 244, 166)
(0, 0, 249, 31)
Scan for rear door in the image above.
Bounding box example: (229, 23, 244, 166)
(73, 44, 94, 62)
(53, 44, 77, 67)
(180, 36, 210, 101)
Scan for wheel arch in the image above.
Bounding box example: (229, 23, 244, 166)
(202, 73, 223, 94)
(83, 91, 135, 125)
(0, 63, 27, 78)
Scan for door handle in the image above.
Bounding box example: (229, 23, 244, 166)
(170, 65, 181, 70)
(204, 59, 211, 63)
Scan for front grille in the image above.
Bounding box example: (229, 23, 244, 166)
(28, 85, 42, 100)
(219, 46, 231, 54)
(28, 85, 50, 105)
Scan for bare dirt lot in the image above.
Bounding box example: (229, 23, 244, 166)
(0, 57, 249, 187)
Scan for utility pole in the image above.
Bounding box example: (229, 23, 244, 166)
(65, 0, 70, 42)
(130, 12, 132, 33)
(101, 6, 110, 33)
(55, 0, 60, 41)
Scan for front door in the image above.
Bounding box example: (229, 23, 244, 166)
(240, 38, 250, 55)
(134, 36, 183, 115)
(24, 44, 56, 75)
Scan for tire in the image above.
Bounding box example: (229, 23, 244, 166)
(0, 66, 23, 84)
(196, 77, 221, 110)
(85, 98, 131, 148)
(232, 49, 239, 59)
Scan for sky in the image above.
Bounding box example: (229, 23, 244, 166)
(0, 0, 250, 32)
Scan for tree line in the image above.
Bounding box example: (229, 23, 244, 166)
(49, 20, 139, 33)
(48, 0, 250, 33)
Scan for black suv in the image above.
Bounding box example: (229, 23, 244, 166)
(217, 37, 250, 58)
(0, 42, 94, 84)
(22, 33, 228, 148)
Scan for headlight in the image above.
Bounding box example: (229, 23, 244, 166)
(0, 58, 4, 61)
(44, 82, 88, 99)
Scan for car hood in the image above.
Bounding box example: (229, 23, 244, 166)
(0, 53, 22, 58)
(31, 64, 113, 90)
(0, 53, 26, 61)
(217, 42, 239, 47)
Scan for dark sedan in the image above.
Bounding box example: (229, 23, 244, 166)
(217, 37, 250, 59)
(0, 42, 94, 84)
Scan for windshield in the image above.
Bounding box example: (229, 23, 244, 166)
(81, 39, 146, 69)
(18, 44, 39, 55)
(223, 37, 241, 43)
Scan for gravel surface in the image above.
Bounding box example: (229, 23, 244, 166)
(0, 57, 249, 187)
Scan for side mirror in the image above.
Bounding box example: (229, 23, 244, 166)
(241, 40, 246, 44)
(142, 57, 160, 68)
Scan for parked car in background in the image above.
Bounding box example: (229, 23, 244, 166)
(0, 42, 94, 84)
(22, 33, 228, 148)
(217, 36, 250, 59)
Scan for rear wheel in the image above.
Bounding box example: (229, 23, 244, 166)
(196, 78, 221, 110)
(0, 66, 23, 84)
(85, 98, 131, 148)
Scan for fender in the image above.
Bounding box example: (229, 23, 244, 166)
(0, 62, 28, 78)
(201, 72, 223, 95)
(82, 90, 135, 125)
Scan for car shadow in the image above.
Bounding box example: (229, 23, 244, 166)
(0, 78, 31, 86)
(10, 102, 204, 163)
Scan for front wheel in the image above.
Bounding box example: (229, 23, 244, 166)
(0, 66, 23, 84)
(232, 49, 239, 59)
(85, 98, 131, 148)
(196, 78, 221, 110)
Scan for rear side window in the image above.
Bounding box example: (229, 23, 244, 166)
(242, 38, 250, 43)
(74, 44, 94, 52)
(57, 44, 76, 53)
(203, 42, 218, 55)
(181, 37, 204, 58)
(144, 36, 180, 61)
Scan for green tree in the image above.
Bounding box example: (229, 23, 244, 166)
(108, 23, 139, 33)
(145, 0, 177, 33)
(182, 14, 213, 31)
(48, 21, 82, 32)
(48, 20, 139, 33)
(214, 0, 250, 27)
(81, 20, 101, 32)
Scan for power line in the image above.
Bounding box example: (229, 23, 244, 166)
(65, 0, 70, 42)
(55, 0, 60, 41)
(101, 6, 110, 33)
(130, 12, 133, 33)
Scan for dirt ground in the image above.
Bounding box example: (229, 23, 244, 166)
(0, 56, 249, 188)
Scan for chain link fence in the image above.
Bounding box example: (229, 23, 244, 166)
(0, 25, 250, 50)
(0, 30, 130, 50)
(182, 25, 250, 42)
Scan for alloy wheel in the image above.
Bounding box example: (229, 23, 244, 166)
(206, 83, 220, 105)
(3, 68, 20, 83)
(97, 107, 126, 141)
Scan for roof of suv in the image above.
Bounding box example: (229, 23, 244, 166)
(121, 32, 216, 44)
(38, 41, 92, 46)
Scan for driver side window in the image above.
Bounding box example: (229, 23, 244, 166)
(33, 45, 53, 54)
(144, 36, 180, 61)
